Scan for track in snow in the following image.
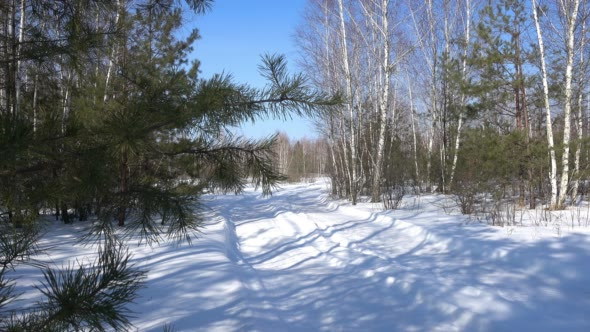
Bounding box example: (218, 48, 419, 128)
(159, 182, 590, 332)
(11, 181, 590, 331)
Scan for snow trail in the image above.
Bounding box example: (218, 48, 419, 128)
(186, 182, 590, 331)
(9, 181, 590, 331)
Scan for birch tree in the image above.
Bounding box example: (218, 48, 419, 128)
(360, 0, 393, 202)
(532, 0, 559, 208)
(336, 0, 361, 204)
(407, 0, 470, 192)
(103, 0, 123, 103)
(448, 0, 473, 190)
(558, 0, 581, 208)
(406, 70, 420, 183)
(14, 0, 26, 114)
(407, 0, 439, 191)
(572, 2, 588, 202)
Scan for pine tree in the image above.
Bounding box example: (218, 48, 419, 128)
(468, 0, 535, 206)
(0, 0, 337, 329)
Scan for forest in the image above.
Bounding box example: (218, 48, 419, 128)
(1, 0, 590, 330)
(293, 0, 590, 212)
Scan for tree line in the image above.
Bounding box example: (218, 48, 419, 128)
(297, 0, 590, 210)
(272, 132, 329, 182)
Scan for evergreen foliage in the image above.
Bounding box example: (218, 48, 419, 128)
(4, 242, 145, 331)
(0, 0, 336, 329)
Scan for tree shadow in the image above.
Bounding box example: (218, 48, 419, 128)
(129, 186, 590, 331)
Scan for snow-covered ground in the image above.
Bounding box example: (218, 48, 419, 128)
(11, 181, 590, 331)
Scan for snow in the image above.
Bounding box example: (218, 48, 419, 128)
(10, 180, 590, 331)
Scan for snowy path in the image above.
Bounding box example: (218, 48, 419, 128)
(11, 182, 590, 331)
(129, 182, 590, 331)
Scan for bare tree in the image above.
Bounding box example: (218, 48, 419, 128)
(448, 0, 473, 190)
(572, 1, 588, 202)
(557, 0, 581, 208)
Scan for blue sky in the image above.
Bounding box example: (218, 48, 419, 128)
(187, 0, 317, 141)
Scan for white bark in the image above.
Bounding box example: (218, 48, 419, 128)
(104, 0, 122, 103)
(572, 11, 585, 203)
(426, 119, 435, 191)
(32, 73, 37, 133)
(7, 1, 14, 114)
(532, 0, 558, 208)
(558, 0, 580, 208)
(365, 0, 391, 202)
(440, 0, 451, 193)
(407, 0, 440, 192)
(0, 10, 3, 112)
(338, 114, 352, 195)
(62, 84, 69, 134)
(15, 0, 25, 114)
(449, 0, 472, 191)
(337, 0, 359, 204)
(427, 0, 439, 192)
(321, 0, 342, 195)
(407, 71, 420, 183)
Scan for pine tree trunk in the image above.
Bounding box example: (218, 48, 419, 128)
(117, 153, 128, 227)
(61, 203, 70, 224)
(55, 201, 60, 221)
(517, 33, 534, 209)
(514, 22, 526, 207)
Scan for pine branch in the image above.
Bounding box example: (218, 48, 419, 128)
(28, 243, 145, 331)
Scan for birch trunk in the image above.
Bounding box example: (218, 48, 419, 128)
(62, 80, 70, 135)
(0, 7, 4, 112)
(370, 0, 391, 203)
(7, 0, 14, 114)
(321, 0, 341, 196)
(408, 0, 438, 192)
(339, 116, 352, 197)
(104, 0, 122, 103)
(32, 73, 37, 133)
(531, 0, 558, 208)
(15, 0, 25, 114)
(1, 6, 6, 113)
(572, 6, 585, 203)
(440, 0, 451, 193)
(337, 0, 359, 204)
(427, 0, 438, 192)
(558, 0, 580, 208)
(407, 72, 420, 185)
(449, 0, 472, 191)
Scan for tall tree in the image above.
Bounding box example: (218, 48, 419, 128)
(0, 0, 336, 328)
(336, 0, 361, 204)
(558, 0, 581, 208)
(531, 0, 558, 208)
